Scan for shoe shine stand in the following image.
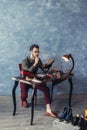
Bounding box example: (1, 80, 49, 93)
(53, 119, 79, 130)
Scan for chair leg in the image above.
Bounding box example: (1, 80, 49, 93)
(12, 81, 19, 115)
(30, 88, 37, 125)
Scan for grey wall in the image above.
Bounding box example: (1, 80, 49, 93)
(0, 0, 87, 95)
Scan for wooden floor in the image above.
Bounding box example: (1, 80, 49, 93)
(0, 94, 87, 130)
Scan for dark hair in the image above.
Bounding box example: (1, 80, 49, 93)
(30, 44, 39, 51)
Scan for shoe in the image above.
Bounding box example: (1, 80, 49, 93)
(71, 114, 80, 126)
(58, 107, 68, 121)
(78, 115, 84, 127)
(79, 120, 87, 130)
(45, 111, 57, 118)
(65, 108, 73, 123)
(21, 100, 30, 108)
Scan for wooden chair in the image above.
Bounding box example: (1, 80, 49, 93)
(12, 64, 38, 125)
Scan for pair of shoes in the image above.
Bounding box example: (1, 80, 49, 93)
(58, 107, 67, 121)
(45, 111, 57, 118)
(21, 100, 30, 108)
(71, 115, 84, 127)
(59, 107, 73, 123)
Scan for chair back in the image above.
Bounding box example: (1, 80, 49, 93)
(19, 64, 34, 77)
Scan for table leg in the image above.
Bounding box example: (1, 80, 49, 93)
(30, 87, 37, 125)
(12, 81, 19, 115)
(68, 77, 73, 107)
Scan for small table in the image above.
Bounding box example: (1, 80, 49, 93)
(12, 73, 73, 125)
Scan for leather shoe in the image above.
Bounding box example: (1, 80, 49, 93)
(71, 114, 80, 126)
(45, 111, 57, 118)
(79, 120, 87, 130)
(59, 107, 68, 121)
(65, 108, 73, 123)
(21, 100, 30, 108)
(78, 115, 84, 127)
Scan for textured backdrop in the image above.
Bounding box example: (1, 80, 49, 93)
(0, 0, 87, 95)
